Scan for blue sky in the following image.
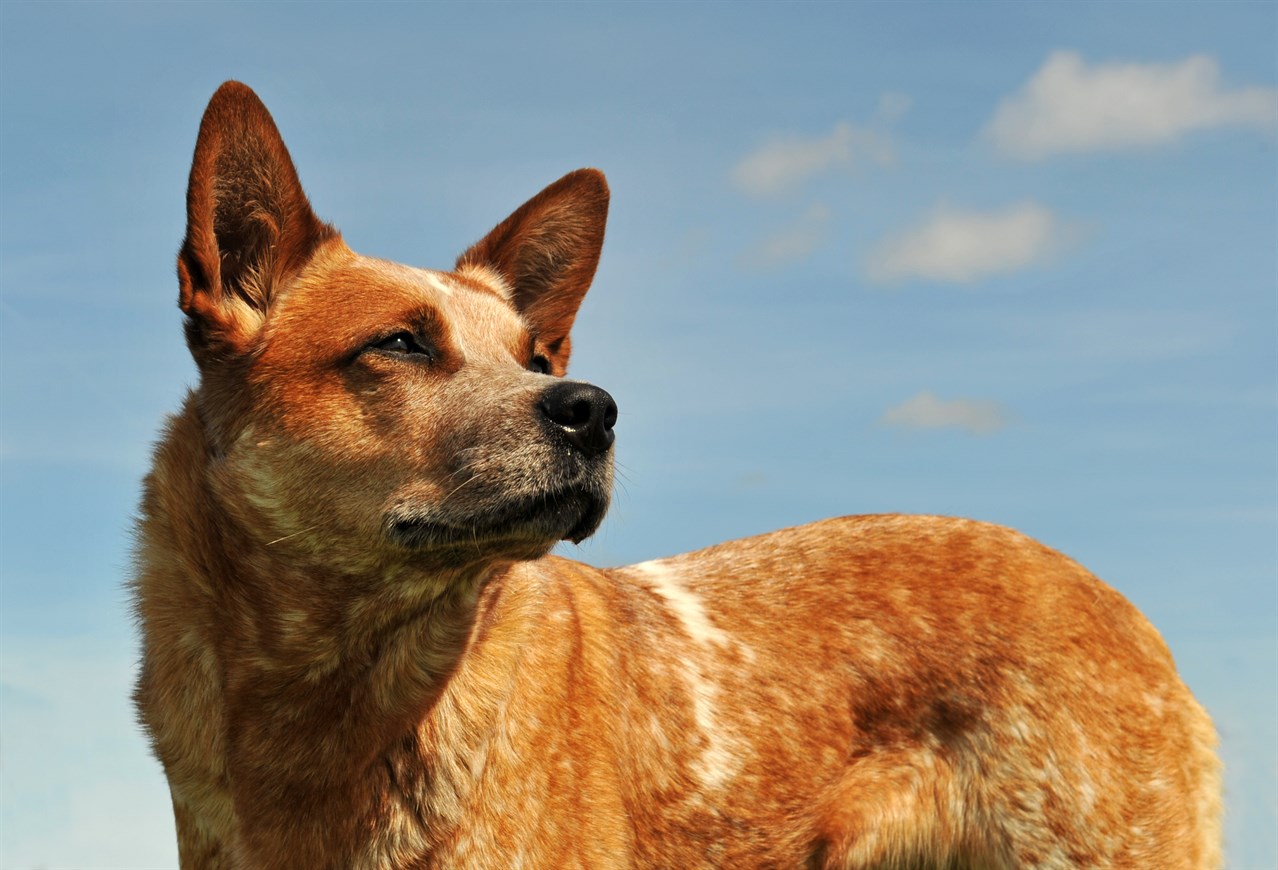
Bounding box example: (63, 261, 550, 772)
(1, 2, 1274, 866)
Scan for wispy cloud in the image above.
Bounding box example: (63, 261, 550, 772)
(862, 201, 1080, 285)
(985, 51, 1278, 160)
(880, 391, 1010, 435)
(739, 203, 832, 269)
(731, 94, 908, 197)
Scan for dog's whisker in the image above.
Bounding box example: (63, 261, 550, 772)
(266, 526, 319, 546)
(436, 472, 481, 508)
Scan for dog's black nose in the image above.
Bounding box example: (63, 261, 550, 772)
(539, 381, 617, 457)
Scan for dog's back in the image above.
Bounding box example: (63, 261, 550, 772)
(133, 82, 1221, 869)
(399, 515, 1219, 868)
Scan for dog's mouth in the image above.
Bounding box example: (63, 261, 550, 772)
(387, 484, 608, 555)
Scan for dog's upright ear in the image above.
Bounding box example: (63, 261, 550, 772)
(456, 169, 609, 374)
(178, 81, 336, 367)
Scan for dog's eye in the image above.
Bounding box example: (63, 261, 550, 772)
(371, 332, 429, 355)
(529, 354, 552, 375)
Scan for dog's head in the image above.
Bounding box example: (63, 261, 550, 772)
(177, 82, 614, 571)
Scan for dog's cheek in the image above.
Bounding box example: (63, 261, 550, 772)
(326, 391, 474, 545)
(217, 407, 413, 558)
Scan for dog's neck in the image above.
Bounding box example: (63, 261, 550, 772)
(140, 396, 516, 859)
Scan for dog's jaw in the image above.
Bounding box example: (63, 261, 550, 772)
(386, 472, 613, 557)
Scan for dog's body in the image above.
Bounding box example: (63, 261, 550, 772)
(133, 83, 1221, 869)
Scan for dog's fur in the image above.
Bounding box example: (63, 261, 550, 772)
(133, 82, 1222, 869)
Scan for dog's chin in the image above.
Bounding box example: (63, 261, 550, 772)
(387, 487, 608, 561)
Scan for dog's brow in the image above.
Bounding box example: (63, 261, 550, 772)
(345, 302, 450, 353)
(406, 303, 450, 344)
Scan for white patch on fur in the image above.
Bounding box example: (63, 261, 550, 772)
(629, 561, 745, 790)
(630, 560, 730, 649)
(686, 674, 737, 790)
(420, 270, 454, 297)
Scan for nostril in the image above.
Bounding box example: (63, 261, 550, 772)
(603, 399, 617, 431)
(568, 399, 592, 428)
(540, 396, 591, 430)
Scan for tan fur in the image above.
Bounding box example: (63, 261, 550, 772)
(133, 82, 1222, 869)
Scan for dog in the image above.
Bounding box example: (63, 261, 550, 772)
(132, 81, 1222, 869)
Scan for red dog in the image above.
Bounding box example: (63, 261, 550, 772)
(133, 82, 1222, 869)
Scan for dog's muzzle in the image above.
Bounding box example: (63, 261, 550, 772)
(386, 380, 617, 557)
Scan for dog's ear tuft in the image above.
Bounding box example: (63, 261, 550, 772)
(179, 81, 337, 366)
(456, 169, 608, 374)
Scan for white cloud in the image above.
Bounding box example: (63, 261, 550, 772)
(880, 391, 1010, 434)
(986, 51, 1278, 159)
(739, 203, 832, 269)
(863, 201, 1079, 285)
(731, 124, 892, 197)
(731, 94, 907, 197)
